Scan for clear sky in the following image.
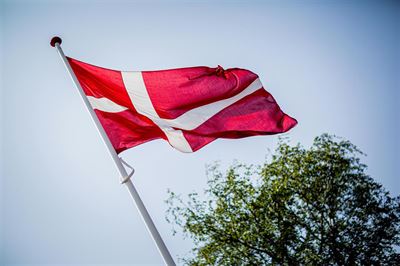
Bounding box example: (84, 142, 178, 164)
(1, 0, 399, 265)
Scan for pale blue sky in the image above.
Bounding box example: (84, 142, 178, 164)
(1, 0, 399, 265)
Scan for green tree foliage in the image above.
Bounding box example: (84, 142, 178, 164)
(166, 134, 400, 265)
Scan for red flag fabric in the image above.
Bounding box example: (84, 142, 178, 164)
(67, 57, 297, 153)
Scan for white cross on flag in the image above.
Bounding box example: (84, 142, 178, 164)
(68, 57, 297, 153)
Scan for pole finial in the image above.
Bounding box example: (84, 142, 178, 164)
(50, 36, 62, 47)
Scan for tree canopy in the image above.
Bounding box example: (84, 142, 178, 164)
(166, 134, 400, 265)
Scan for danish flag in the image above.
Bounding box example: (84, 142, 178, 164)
(68, 57, 297, 153)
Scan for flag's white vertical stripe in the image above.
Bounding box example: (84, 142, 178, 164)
(120, 71, 160, 118)
(121, 71, 193, 153)
(162, 128, 193, 153)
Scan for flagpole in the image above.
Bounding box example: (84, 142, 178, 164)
(50, 36, 176, 266)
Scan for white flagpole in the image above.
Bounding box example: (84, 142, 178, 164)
(50, 36, 176, 266)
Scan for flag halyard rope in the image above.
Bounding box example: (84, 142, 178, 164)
(119, 157, 135, 184)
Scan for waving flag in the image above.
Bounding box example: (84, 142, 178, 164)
(68, 57, 297, 153)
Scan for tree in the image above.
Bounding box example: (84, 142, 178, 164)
(166, 134, 400, 265)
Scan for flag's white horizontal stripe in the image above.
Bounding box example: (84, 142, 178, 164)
(164, 78, 263, 130)
(121, 71, 193, 152)
(87, 96, 128, 113)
